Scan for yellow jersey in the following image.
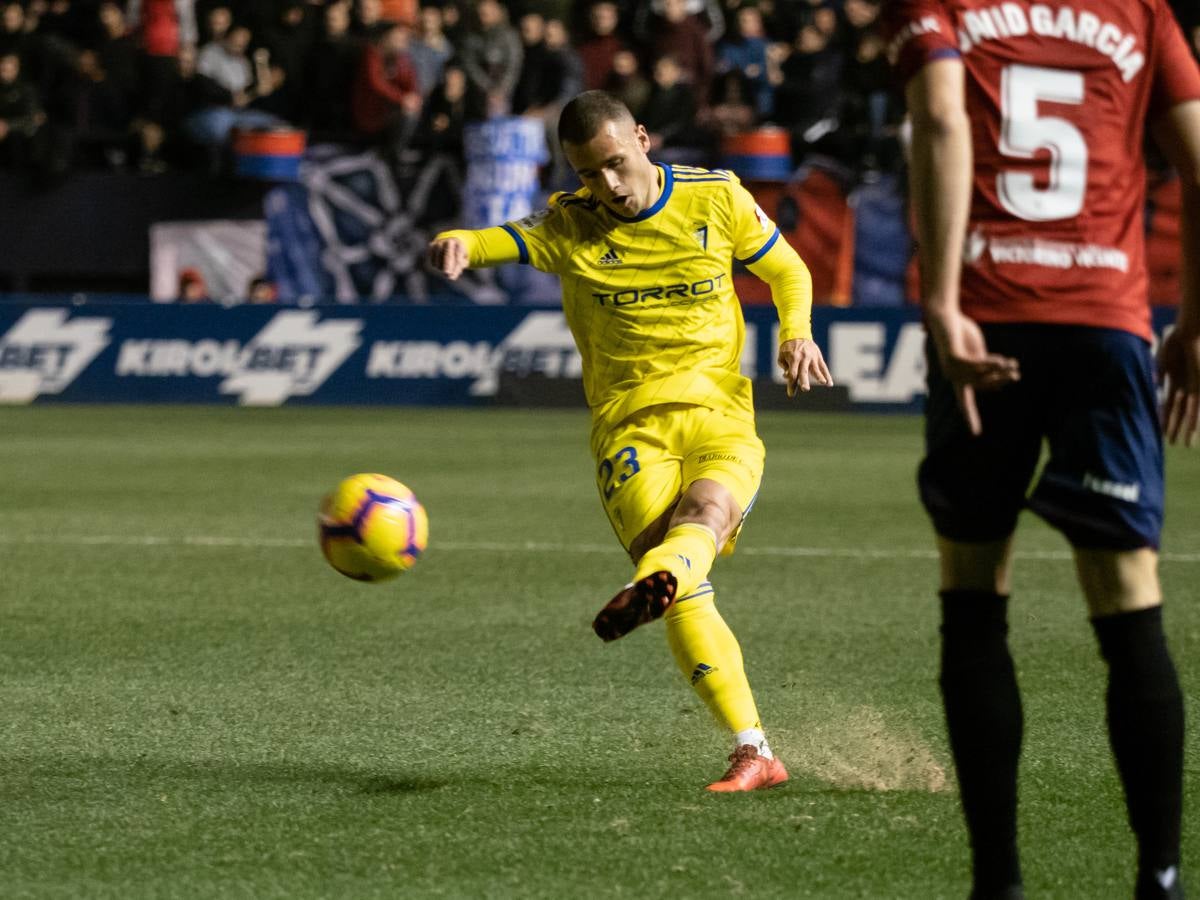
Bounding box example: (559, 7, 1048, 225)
(440, 162, 811, 434)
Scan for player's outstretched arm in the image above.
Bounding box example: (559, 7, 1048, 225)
(906, 59, 1019, 435)
(426, 225, 528, 281)
(1152, 99, 1200, 447)
(427, 236, 470, 281)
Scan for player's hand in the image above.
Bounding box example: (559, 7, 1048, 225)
(1157, 324, 1200, 447)
(778, 338, 833, 398)
(427, 237, 469, 281)
(926, 309, 1020, 436)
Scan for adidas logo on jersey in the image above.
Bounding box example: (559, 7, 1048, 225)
(597, 247, 623, 266)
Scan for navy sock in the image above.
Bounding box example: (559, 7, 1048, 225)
(1092, 606, 1184, 894)
(939, 589, 1024, 894)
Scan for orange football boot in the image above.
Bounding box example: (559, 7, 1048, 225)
(706, 745, 789, 792)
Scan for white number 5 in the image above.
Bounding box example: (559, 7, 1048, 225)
(997, 63, 1087, 222)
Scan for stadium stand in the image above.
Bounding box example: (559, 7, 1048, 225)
(0, 0, 1193, 306)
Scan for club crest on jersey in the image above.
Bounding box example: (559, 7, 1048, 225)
(753, 204, 773, 233)
(692, 224, 708, 249)
(597, 247, 623, 266)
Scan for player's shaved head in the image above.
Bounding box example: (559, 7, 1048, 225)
(557, 91, 636, 147)
(559, 90, 657, 217)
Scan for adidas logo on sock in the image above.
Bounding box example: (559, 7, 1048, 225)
(597, 247, 623, 265)
(691, 662, 718, 684)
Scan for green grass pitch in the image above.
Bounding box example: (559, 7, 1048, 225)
(1, 406, 1197, 899)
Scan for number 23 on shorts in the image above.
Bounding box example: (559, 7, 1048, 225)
(598, 446, 641, 500)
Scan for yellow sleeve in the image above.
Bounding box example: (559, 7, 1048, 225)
(747, 237, 813, 342)
(434, 227, 523, 268)
(437, 199, 577, 273)
(728, 179, 813, 342)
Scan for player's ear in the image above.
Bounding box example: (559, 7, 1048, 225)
(634, 123, 650, 152)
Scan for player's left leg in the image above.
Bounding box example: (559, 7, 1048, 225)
(921, 326, 1045, 899)
(663, 583, 787, 792)
(937, 536, 1025, 900)
(652, 410, 785, 790)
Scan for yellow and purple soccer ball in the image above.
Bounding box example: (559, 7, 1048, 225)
(318, 474, 428, 582)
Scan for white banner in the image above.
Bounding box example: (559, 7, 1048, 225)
(149, 220, 267, 303)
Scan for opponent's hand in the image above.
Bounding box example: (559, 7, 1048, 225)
(427, 237, 469, 281)
(1157, 325, 1200, 447)
(926, 309, 1020, 436)
(778, 338, 833, 398)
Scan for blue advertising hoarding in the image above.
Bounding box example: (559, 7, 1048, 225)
(0, 301, 1181, 409)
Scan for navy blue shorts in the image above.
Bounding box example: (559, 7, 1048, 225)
(919, 323, 1163, 550)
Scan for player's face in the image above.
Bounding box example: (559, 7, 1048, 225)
(563, 118, 657, 217)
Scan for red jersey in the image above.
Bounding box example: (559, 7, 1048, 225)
(885, 0, 1200, 339)
(140, 0, 180, 57)
(351, 46, 421, 136)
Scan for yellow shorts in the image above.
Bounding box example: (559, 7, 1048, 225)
(592, 403, 765, 553)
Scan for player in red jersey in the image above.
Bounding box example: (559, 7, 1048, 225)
(885, 1, 1200, 898)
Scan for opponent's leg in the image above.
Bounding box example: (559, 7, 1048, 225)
(1032, 328, 1180, 897)
(918, 327, 1041, 898)
(939, 537, 1025, 900)
(1078, 548, 1184, 900)
(661, 585, 787, 792)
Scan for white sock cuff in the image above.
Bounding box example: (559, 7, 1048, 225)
(734, 727, 772, 758)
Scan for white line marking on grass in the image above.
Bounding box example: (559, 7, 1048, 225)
(1, 533, 1199, 563)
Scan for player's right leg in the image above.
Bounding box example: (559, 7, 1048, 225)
(589, 408, 688, 641)
(591, 407, 742, 641)
(1028, 327, 1182, 900)
(592, 404, 758, 642)
(1076, 550, 1184, 900)
(921, 327, 1044, 899)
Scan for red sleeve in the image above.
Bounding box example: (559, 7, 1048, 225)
(364, 46, 416, 105)
(395, 55, 420, 100)
(882, 0, 959, 85)
(1150, 0, 1200, 117)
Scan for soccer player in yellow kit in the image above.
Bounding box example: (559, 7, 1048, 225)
(428, 91, 832, 791)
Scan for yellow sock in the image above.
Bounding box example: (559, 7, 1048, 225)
(634, 522, 717, 600)
(664, 589, 762, 734)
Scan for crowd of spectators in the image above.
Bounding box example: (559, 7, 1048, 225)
(0, 0, 904, 182)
